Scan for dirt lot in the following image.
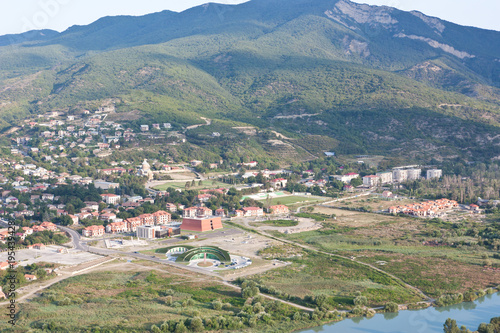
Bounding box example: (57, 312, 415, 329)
(338, 196, 418, 211)
(0, 246, 102, 266)
(183, 230, 278, 259)
(312, 207, 401, 227)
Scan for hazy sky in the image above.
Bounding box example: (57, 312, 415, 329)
(0, 0, 498, 36)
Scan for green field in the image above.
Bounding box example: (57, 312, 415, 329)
(154, 180, 228, 191)
(249, 249, 422, 309)
(268, 209, 500, 298)
(257, 195, 327, 207)
(1, 265, 330, 333)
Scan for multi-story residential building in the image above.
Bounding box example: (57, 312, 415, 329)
(392, 169, 408, 183)
(183, 207, 198, 218)
(126, 217, 142, 232)
(139, 213, 154, 226)
(152, 211, 171, 225)
(376, 171, 393, 184)
(426, 169, 443, 180)
(363, 175, 380, 187)
(82, 225, 105, 237)
(407, 169, 422, 181)
(137, 225, 156, 239)
(106, 221, 128, 233)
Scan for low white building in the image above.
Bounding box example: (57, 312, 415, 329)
(100, 194, 121, 205)
(332, 173, 359, 183)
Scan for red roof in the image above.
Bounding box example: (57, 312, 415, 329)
(84, 225, 105, 231)
(242, 207, 262, 211)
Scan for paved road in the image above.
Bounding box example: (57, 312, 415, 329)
(59, 226, 87, 251)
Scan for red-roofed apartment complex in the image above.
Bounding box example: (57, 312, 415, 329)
(82, 225, 105, 237)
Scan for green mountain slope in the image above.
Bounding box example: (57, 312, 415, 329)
(0, 0, 499, 160)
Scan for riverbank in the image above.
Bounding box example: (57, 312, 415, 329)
(295, 292, 500, 333)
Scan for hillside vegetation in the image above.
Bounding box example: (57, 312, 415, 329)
(0, 0, 499, 160)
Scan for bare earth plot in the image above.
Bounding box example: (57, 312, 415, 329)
(0, 245, 102, 266)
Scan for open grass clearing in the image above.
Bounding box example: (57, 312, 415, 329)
(347, 251, 500, 297)
(248, 251, 422, 309)
(257, 195, 328, 207)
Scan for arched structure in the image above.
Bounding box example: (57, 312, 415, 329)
(160, 246, 231, 264)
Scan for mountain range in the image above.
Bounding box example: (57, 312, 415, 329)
(1, 0, 499, 161)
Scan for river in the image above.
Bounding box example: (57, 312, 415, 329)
(297, 292, 500, 333)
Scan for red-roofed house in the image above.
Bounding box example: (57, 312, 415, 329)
(242, 207, 264, 217)
(32, 225, 46, 233)
(269, 205, 289, 215)
(197, 193, 213, 203)
(24, 274, 37, 281)
(101, 194, 121, 205)
(215, 209, 226, 217)
(165, 203, 178, 212)
(40, 222, 58, 232)
(68, 214, 79, 225)
(28, 243, 46, 250)
(99, 212, 116, 221)
(22, 227, 33, 235)
(234, 210, 244, 217)
(270, 178, 288, 188)
(470, 204, 480, 212)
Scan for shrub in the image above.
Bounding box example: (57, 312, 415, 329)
(384, 302, 399, 313)
(189, 317, 204, 332)
(174, 321, 187, 333)
(353, 296, 368, 306)
(211, 299, 223, 310)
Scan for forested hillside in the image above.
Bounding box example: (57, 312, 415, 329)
(0, 0, 499, 160)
